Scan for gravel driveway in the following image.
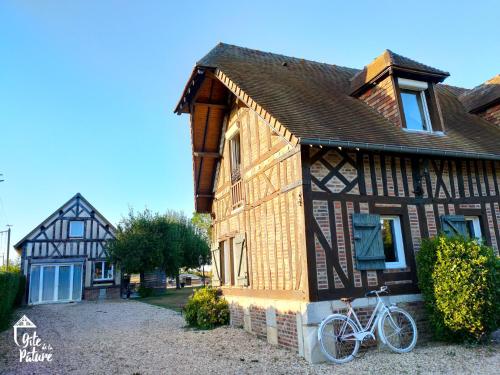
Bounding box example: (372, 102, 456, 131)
(0, 300, 498, 374)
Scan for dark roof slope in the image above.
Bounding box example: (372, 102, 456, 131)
(14, 193, 116, 250)
(193, 43, 500, 160)
(350, 49, 449, 94)
(459, 74, 500, 113)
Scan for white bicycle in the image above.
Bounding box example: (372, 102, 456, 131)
(318, 286, 417, 364)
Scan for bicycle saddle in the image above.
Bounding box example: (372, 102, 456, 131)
(340, 297, 353, 303)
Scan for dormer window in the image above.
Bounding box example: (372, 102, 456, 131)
(398, 78, 433, 132)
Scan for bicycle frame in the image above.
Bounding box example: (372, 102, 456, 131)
(341, 294, 390, 341)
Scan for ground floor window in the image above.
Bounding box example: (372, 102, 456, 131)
(219, 240, 234, 286)
(94, 261, 114, 281)
(380, 216, 406, 269)
(465, 216, 482, 240)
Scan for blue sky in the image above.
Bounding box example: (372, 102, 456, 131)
(0, 1, 498, 262)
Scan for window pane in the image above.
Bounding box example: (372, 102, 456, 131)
(382, 219, 398, 262)
(94, 262, 103, 279)
(72, 265, 82, 300)
(104, 262, 113, 279)
(401, 90, 427, 131)
(58, 266, 71, 300)
(466, 220, 475, 238)
(30, 266, 40, 304)
(42, 266, 56, 301)
(69, 221, 84, 237)
(230, 134, 241, 181)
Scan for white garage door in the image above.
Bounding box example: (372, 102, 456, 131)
(29, 264, 83, 304)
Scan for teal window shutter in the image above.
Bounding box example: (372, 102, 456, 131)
(440, 215, 467, 237)
(353, 213, 386, 270)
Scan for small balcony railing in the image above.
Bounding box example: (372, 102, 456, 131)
(231, 179, 244, 210)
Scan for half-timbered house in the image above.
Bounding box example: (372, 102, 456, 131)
(175, 44, 500, 362)
(14, 193, 120, 304)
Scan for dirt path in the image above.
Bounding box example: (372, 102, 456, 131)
(0, 301, 498, 374)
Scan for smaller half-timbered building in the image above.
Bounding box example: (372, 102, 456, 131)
(176, 44, 500, 362)
(14, 193, 120, 304)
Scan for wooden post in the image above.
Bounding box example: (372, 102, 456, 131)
(6, 226, 11, 268)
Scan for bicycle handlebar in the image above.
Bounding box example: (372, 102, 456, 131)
(364, 285, 389, 297)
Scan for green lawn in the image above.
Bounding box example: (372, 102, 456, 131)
(139, 287, 201, 312)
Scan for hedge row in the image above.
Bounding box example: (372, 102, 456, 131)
(0, 270, 26, 330)
(416, 235, 499, 342)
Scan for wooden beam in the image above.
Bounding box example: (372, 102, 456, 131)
(194, 102, 227, 110)
(193, 151, 220, 158)
(196, 194, 214, 198)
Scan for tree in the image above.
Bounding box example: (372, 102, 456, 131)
(107, 209, 210, 284)
(191, 212, 212, 244)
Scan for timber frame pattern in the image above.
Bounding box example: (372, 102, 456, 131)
(176, 43, 500, 304)
(303, 147, 500, 301)
(15, 193, 117, 300)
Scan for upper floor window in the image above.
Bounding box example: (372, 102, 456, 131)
(229, 132, 241, 182)
(398, 78, 433, 132)
(69, 220, 84, 238)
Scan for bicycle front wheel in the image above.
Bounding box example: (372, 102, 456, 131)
(318, 315, 360, 364)
(379, 307, 417, 353)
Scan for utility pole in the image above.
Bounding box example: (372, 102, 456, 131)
(6, 225, 12, 268)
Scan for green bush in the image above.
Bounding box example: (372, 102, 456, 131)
(416, 235, 499, 342)
(183, 287, 229, 329)
(138, 286, 155, 298)
(0, 271, 21, 330)
(15, 275, 27, 307)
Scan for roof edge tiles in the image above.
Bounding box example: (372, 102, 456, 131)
(459, 74, 500, 113)
(350, 49, 450, 95)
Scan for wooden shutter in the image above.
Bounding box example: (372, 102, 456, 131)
(211, 243, 222, 287)
(440, 215, 467, 237)
(233, 233, 249, 287)
(353, 213, 386, 270)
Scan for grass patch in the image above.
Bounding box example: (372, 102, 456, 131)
(139, 287, 201, 312)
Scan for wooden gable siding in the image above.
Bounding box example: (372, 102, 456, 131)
(212, 101, 309, 300)
(303, 147, 500, 301)
(22, 196, 115, 260)
(190, 75, 229, 212)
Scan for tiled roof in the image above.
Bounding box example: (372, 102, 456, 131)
(193, 43, 500, 159)
(459, 74, 500, 113)
(349, 49, 449, 95)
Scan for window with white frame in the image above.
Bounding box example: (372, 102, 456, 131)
(380, 216, 406, 269)
(229, 132, 241, 182)
(69, 220, 84, 238)
(465, 216, 482, 240)
(398, 78, 433, 132)
(93, 261, 114, 281)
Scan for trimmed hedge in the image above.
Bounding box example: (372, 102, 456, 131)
(183, 287, 229, 329)
(0, 270, 24, 330)
(416, 235, 499, 342)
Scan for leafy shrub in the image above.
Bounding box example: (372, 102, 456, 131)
(138, 286, 154, 298)
(14, 275, 26, 307)
(416, 235, 499, 342)
(0, 270, 21, 330)
(183, 287, 229, 329)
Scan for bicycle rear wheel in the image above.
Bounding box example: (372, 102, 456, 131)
(379, 307, 417, 353)
(318, 315, 360, 364)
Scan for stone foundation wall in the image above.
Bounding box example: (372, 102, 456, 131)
(226, 293, 428, 363)
(84, 285, 121, 300)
